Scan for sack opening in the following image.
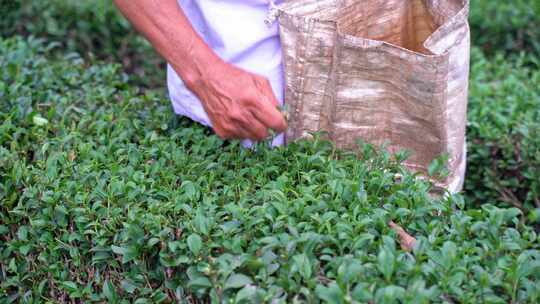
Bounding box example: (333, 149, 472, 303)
(336, 0, 437, 54)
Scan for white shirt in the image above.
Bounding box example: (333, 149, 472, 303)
(167, 0, 284, 146)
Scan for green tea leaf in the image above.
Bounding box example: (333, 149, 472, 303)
(377, 248, 395, 281)
(225, 273, 253, 290)
(187, 234, 202, 255)
(103, 280, 118, 303)
(32, 115, 49, 126)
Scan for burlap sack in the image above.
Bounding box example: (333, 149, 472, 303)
(276, 0, 470, 192)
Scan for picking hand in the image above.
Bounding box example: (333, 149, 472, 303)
(190, 61, 287, 141)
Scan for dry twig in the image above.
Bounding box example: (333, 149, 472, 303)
(389, 221, 417, 252)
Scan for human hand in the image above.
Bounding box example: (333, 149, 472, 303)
(188, 61, 287, 141)
(113, 0, 286, 140)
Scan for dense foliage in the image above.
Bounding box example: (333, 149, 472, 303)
(1, 0, 538, 88)
(465, 49, 540, 218)
(0, 0, 165, 88)
(469, 0, 540, 57)
(1, 36, 540, 303)
(2, 0, 540, 302)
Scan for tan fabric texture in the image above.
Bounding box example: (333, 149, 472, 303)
(277, 0, 470, 192)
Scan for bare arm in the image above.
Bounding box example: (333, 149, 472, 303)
(113, 0, 287, 140)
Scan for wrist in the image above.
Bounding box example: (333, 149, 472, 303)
(171, 44, 224, 92)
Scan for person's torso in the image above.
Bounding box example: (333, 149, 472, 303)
(179, 0, 283, 68)
(167, 0, 285, 146)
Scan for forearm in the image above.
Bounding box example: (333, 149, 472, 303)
(114, 0, 287, 140)
(113, 0, 221, 89)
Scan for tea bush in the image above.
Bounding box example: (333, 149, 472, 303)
(465, 48, 540, 221)
(0, 0, 164, 88)
(1, 0, 538, 89)
(469, 0, 540, 56)
(2, 36, 540, 303)
(3, 4, 538, 128)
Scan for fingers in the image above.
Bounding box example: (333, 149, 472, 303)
(241, 112, 269, 141)
(215, 126, 252, 141)
(224, 108, 268, 141)
(251, 78, 287, 133)
(252, 97, 287, 133)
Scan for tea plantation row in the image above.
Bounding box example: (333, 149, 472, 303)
(1, 36, 539, 303)
(2, 0, 539, 217)
(465, 49, 539, 216)
(0, 0, 165, 88)
(2, 0, 539, 85)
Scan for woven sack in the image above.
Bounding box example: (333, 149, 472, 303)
(276, 0, 470, 192)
